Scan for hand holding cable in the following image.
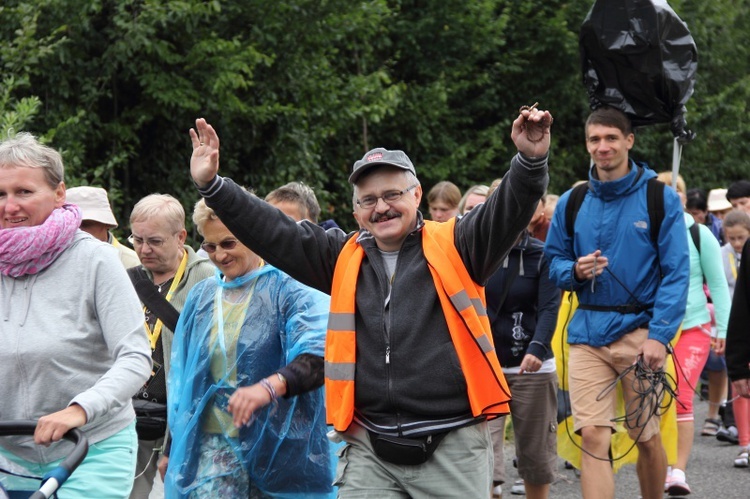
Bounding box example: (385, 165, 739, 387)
(574, 250, 608, 283)
(638, 338, 667, 372)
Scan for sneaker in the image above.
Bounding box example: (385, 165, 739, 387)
(716, 425, 739, 445)
(666, 468, 691, 496)
(492, 484, 503, 498)
(734, 447, 750, 468)
(664, 466, 672, 493)
(510, 479, 525, 495)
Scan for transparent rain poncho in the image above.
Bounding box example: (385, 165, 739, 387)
(165, 265, 335, 498)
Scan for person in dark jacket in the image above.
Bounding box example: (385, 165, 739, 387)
(186, 106, 552, 497)
(686, 188, 724, 245)
(486, 229, 561, 499)
(726, 238, 750, 468)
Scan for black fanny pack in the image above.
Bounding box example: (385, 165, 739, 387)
(368, 431, 449, 465)
(132, 398, 168, 441)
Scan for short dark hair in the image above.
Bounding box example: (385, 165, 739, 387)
(265, 181, 321, 223)
(726, 180, 750, 202)
(685, 188, 708, 212)
(585, 106, 633, 137)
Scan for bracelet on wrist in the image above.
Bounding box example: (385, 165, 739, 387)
(259, 378, 278, 402)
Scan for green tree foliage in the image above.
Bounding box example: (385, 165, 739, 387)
(663, 0, 750, 190)
(1, 0, 748, 237)
(0, 4, 65, 137)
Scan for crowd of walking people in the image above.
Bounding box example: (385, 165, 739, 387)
(1, 104, 749, 499)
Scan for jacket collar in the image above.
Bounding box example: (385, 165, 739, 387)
(588, 160, 656, 201)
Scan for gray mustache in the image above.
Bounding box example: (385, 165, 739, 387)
(369, 210, 400, 223)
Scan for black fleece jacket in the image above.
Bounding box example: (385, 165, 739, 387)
(485, 232, 560, 368)
(727, 239, 750, 381)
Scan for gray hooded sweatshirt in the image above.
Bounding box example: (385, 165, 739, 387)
(0, 231, 151, 463)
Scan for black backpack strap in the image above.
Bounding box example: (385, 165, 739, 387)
(565, 182, 590, 240)
(567, 178, 665, 245)
(689, 222, 701, 255)
(577, 303, 650, 314)
(127, 267, 181, 332)
(646, 178, 665, 245)
(127, 265, 150, 284)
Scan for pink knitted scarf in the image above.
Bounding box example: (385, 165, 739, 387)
(0, 204, 82, 277)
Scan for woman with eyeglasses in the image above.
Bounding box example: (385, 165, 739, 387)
(163, 197, 335, 498)
(0, 133, 151, 497)
(125, 194, 216, 499)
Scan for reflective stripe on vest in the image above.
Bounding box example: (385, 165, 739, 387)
(325, 219, 511, 431)
(324, 312, 356, 381)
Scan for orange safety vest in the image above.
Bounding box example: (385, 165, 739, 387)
(325, 218, 511, 431)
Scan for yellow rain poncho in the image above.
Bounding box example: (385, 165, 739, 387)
(553, 291, 679, 471)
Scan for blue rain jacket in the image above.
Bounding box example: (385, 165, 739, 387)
(165, 265, 335, 498)
(544, 161, 689, 347)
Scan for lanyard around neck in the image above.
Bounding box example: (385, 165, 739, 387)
(145, 251, 188, 350)
(728, 251, 738, 280)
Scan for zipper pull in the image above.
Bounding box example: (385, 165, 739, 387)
(385, 346, 390, 364)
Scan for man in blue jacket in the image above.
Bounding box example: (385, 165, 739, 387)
(544, 106, 689, 499)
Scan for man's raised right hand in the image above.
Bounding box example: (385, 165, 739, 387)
(189, 118, 220, 188)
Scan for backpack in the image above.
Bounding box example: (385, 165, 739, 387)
(565, 178, 700, 255)
(565, 178, 666, 246)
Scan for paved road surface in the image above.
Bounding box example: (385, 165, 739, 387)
(513, 393, 748, 498)
(148, 472, 163, 498)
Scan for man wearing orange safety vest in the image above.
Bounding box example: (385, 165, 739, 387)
(188, 107, 552, 497)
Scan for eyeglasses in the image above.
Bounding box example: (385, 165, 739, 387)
(129, 234, 173, 249)
(356, 184, 419, 209)
(200, 239, 239, 253)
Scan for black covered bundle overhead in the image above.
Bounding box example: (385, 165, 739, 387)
(580, 0, 698, 142)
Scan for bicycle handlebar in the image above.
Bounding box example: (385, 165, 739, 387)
(0, 420, 89, 499)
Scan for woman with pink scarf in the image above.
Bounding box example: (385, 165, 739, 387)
(0, 133, 151, 498)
